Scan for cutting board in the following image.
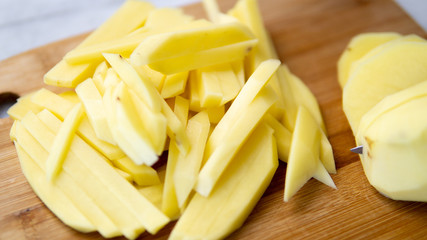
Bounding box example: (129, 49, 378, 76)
(1, 0, 427, 239)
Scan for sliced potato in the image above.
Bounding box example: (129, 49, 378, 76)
(45, 103, 83, 181)
(284, 106, 336, 202)
(170, 123, 277, 239)
(343, 39, 427, 133)
(337, 32, 401, 88)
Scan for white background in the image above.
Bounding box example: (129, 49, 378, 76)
(0, 0, 425, 61)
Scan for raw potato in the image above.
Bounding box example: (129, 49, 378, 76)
(340, 32, 427, 202)
(111, 82, 159, 166)
(170, 123, 278, 240)
(357, 81, 427, 201)
(15, 118, 121, 238)
(113, 156, 160, 186)
(22, 111, 170, 236)
(7, 92, 44, 120)
(19, 113, 145, 239)
(14, 141, 97, 233)
(284, 106, 336, 202)
(63, 9, 200, 65)
(264, 113, 291, 162)
(204, 59, 280, 153)
(357, 80, 427, 136)
(9, 0, 337, 238)
(76, 78, 115, 144)
(337, 32, 401, 88)
(160, 71, 189, 98)
(174, 111, 210, 208)
(162, 97, 189, 220)
(44, 0, 154, 88)
(45, 103, 83, 181)
(196, 60, 280, 197)
(130, 21, 258, 74)
(104, 53, 162, 112)
(343, 38, 427, 134)
(30, 88, 125, 160)
(347, 34, 425, 81)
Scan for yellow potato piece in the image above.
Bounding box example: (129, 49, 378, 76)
(13, 138, 96, 234)
(163, 141, 182, 220)
(343, 39, 427, 134)
(104, 56, 187, 155)
(76, 78, 115, 144)
(30, 88, 125, 160)
(130, 21, 257, 74)
(21, 113, 145, 239)
(161, 71, 189, 99)
(160, 99, 191, 155)
(196, 85, 277, 197)
(348, 34, 425, 80)
(103, 68, 122, 89)
(206, 59, 280, 157)
(173, 96, 190, 126)
(357, 80, 427, 140)
(187, 70, 203, 111)
(31, 88, 74, 117)
(359, 90, 427, 201)
(264, 113, 291, 162)
(205, 105, 225, 124)
(104, 53, 162, 112)
(113, 156, 160, 186)
(15, 120, 121, 238)
(200, 62, 242, 106)
(162, 96, 189, 220)
(287, 67, 326, 133)
(197, 68, 223, 108)
(44, 61, 96, 88)
(276, 65, 298, 130)
(92, 74, 106, 97)
(122, 84, 167, 155)
(148, 39, 258, 75)
(284, 106, 336, 202)
(337, 32, 401, 88)
(174, 111, 210, 208)
(170, 123, 278, 239)
(7, 92, 44, 120)
(138, 183, 164, 210)
(91, 61, 109, 95)
(133, 65, 165, 91)
(111, 83, 159, 166)
(45, 103, 83, 181)
(58, 91, 80, 104)
(229, 0, 278, 62)
(230, 59, 245, 87)
(64, 8, 197, 65)
(284, 69, 335, 173)
(229, 0, 286, 119)
(22, 111, 169, 236)
(115, 167, 133, 183)
(44, 0, 154, 88)
(320, 130, 335, 174)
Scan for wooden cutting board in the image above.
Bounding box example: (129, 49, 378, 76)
(1, 0, 427, 239)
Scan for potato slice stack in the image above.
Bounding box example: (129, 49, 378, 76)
(338, 32, 427, 202)
(8, 0, 336, 239)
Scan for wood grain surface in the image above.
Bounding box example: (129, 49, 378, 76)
(1, 0, 427, 239)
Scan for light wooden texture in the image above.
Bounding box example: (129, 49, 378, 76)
(1, 0, 427, 239)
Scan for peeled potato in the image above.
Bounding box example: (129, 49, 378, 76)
(357, 81, 427, 201)
(343, 39, 427, 134)
(337, 32, 401, 88)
